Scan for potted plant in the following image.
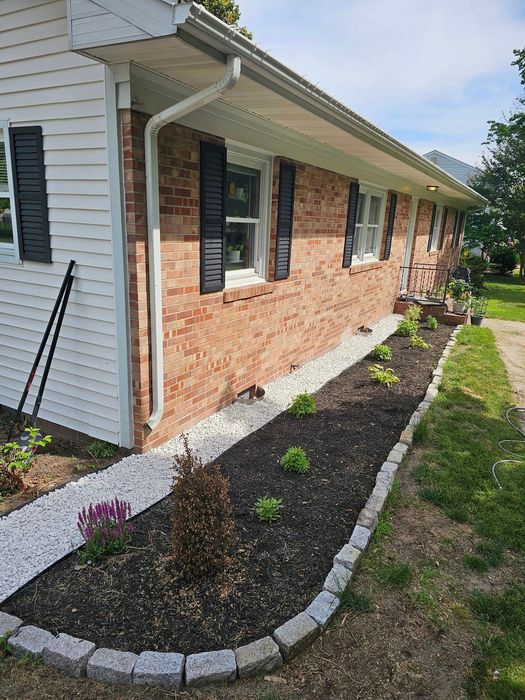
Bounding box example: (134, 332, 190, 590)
(470, 296, 488, 326)
(226, 243, 243, 264)
(448, 279, 472, 314)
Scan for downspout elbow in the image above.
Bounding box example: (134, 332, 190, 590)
(144, 56, 241, 432)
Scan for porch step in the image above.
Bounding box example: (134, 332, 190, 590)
(393, 300, 468, 326)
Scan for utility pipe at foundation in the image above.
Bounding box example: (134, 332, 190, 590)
(144, 55, 241, 430)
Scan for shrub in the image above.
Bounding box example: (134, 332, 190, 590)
(368, 364, 400, 388)
(77, 497, 133, 564)
(426, 315, 438, 330)
(288, 392, 316, 419)
(404, 304, 423, 322)
(171, 437, 235, 579)
(255, 497, 282, 523)
(280, 447, 310, 473)
(395, 319, 418, 337)
(490, 247, 518, 275)
(463, 254, 488, 292)
(87, 440, 117, 459)
(372, 344, 392, 362)
(410, 335, 430, 350)
(0, 428, 52, 493)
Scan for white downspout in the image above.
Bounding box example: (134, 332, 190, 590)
(145, 55, 241, 430)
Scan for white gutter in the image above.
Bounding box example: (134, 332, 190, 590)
(145, 54, 241, 430)
(174, 3, 487, 207)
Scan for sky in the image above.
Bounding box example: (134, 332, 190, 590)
(237, 0, 525, 167)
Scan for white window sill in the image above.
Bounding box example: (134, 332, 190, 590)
(351, 255, 380, 266)
(225, 270, 267, 290)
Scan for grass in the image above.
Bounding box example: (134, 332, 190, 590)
(411, 325, 525, 697)
(486, 273, 525, 323)
(412, 327, 525, 550)
(466, 586, 525, 698)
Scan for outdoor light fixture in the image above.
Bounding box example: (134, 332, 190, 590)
(426, 185, 439, 192)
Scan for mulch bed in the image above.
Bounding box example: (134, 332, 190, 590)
(3, 325, 452, 655)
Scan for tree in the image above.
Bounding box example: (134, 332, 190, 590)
(471, 48, 525, 281)
(194, 0, 252, 39)
(464, 203, 507, 260)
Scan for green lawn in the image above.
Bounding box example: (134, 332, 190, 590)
(414, 326, 525, 697)
(486, 273, 525, 322)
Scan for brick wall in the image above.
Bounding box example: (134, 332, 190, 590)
(123, 110, 414, 451)
(410, 199, 462, 269)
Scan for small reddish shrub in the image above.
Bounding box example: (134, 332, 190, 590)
(171, 437, 235, 579)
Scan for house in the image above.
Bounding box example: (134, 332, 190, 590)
(423, 150, 481, 186)
(0, 0, 486, 452)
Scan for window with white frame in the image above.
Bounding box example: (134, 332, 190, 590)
(430, 205, 443, 250)
(225, 146, 272, 286)
(0, 122, 18, 262)
(353, 186, 386, 262)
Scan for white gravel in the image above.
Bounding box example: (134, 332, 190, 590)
(0, 314, 400, 604)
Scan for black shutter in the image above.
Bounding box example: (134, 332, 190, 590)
(383, 192, 397, 260)
(427, 204, 437, 252)
(455, 211, 465, 248)
(342, 181, 360, 268)
(450, 211, 459, 247)
(9, 126, 51, 263)
(438, 207, 448, 249)
(200, 141, 226, 294)
(275, 162, 296, 280)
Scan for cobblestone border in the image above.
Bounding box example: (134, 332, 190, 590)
(0, 327, 461, 690)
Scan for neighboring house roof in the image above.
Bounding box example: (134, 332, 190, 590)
(423, 150, 481, 186)
(68, 0, 486, 207)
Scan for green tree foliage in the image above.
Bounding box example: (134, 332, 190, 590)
(468, 48, 525, 282)
(463, 206, 508, 260)
(194, 0, 252, 39)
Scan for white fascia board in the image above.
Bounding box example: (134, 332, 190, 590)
(129, 64, 472, 208)
(173, 4, 486, 206)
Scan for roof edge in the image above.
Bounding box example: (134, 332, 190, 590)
(173, 2, 487, 206)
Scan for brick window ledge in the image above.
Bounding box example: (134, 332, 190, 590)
(349, 260, 387, 275)
(223, 281, 275, 303)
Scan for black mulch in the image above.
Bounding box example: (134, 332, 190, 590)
(3, 325, 452, 655)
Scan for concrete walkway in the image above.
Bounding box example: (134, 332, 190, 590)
(484, 318, 525, 409)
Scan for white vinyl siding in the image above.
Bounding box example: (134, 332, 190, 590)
(0, 0, 122, 444)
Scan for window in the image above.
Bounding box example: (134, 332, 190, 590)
(0, 122, 18, 262)
(430, 205, 443, 250)
(353, 186, 386, 262)
(225, 146, 272, 286)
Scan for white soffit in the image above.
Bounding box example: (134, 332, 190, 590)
(77, 29, 483, 206)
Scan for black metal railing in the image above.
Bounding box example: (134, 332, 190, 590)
(399, 263, 451, 304)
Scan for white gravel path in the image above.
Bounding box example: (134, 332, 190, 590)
(0, 314, 400, 604)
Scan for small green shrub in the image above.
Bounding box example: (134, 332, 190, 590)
(255, 497, 282, 523)
(0, 427, 52, 493)
(368, 364, 400, 388)
(426, 315, 438, 330)
(87, 440, 117, 459)
(404, 304, 423, 322)
(372, 344, 392, 362)
(410, 335, 430, 350)
(280, 447, 310, 473)
(395, 319, 419, 337)
(288, 392, 317, 419)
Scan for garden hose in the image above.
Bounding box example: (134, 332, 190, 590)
(492, 407, 525, 489)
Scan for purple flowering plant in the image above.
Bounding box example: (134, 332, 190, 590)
(77, 497, 133, 564)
